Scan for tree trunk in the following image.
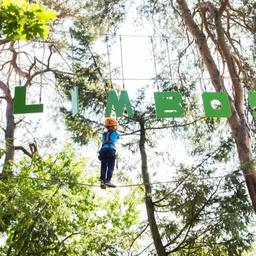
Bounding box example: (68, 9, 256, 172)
(177, 0, 256, 212)
(139, 119, 168, 256)
(0, 81, 15, 174)
(230, 117, 256, 211)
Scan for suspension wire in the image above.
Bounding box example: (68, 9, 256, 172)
(40, 35, 243, 84)
(105, 35, 113, 88)
(53, 45, 73, 72)
(119, 35, 125, 89)
(1, 172, 231, 189)
(81, 76, 244, 82)
(17, 40, 21, 87)
(150, 36, 159, 90)
(195, 45, 207, 91)
(165, 37, 173, 85)
(193, 45, 203, 91)
(39, 42, 45, 103)
(216, 49, 225, 84)
(70, 33, 75, 78)
(70, 33, 81, 115)
(44, 29, 189, 39)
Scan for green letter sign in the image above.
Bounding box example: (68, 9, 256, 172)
(154, 91, 184, 118)
(248, 91, 256, 117)
(202, 92, 231, 117)
(71, 86, 79, 116)
(13, 87, 43, 114)
(105, 90, 134, 117)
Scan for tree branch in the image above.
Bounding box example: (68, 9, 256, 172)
(14, 146, 32, 158)
(128, 224, 149, 256)
(9, 41, 29, 79)
(213, 4, 244, 117)
(177, 0, 226, 93)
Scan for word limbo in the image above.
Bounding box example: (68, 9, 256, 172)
(12, 87, 256, 118)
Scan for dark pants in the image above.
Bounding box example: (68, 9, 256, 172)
(99, 149, 116, 182)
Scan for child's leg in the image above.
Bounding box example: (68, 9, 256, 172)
(106, 150, 116, 182)
(100, 159, 108, 189)
(100, 158, 108, 181)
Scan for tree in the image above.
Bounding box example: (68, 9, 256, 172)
(0, 145, 139, 255)
(174, 0, 256, 211)
(0, 0, 56, 173)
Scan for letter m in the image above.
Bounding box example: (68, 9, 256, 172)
(105, 90, 134, 117)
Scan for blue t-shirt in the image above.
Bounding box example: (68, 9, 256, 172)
(101, 130, 120, 151)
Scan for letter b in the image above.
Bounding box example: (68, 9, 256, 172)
(154, 91, 184, 118)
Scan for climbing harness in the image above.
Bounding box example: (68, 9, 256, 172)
(98, 130, 114, 160)
(103, 130, 114, 146)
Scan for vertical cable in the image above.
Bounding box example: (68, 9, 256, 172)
(119, 35, 125, 89)
(39, 42, 45, 103)
(18, 40, 21, 87)
(106, 36, 112, 87)
(150, 36, 159, 90)
(195, 46, 206, 91)
(70, 33, 75, 78)
(165, 37, 173, 85)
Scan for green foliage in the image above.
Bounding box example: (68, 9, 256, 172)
(55, 0, 129, 144)
(0, 0, 56, 40)
(56, 52, 108, 144)
(153, 167, 254, 256)
(79, 0, 126, 35)
(57, 71, 107, 144)
(0, 145, 139, 255)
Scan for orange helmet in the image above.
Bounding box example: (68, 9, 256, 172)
(104, 117, 117, 127)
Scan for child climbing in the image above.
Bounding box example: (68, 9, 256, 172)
(98, 117, 120, 189)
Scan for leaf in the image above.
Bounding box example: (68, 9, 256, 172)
(0, 0, 56, 40)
